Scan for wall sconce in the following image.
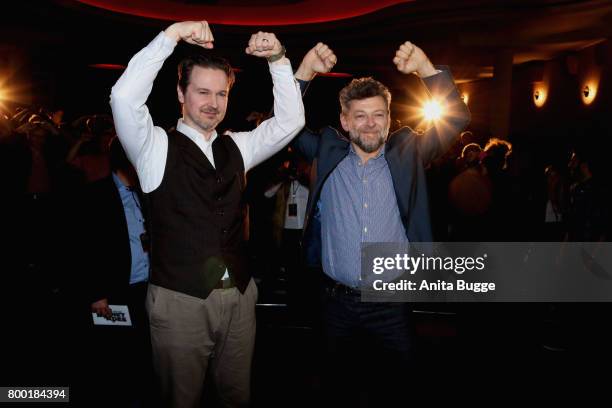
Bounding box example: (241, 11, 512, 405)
(533, 84, 547, 108)
(460, 93, 469, 106)
(581, 82, 597, 105)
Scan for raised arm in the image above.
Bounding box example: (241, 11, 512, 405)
(295, 42, 337, 82)
(109, 21, 214, 192)
(229, 31, 305, 171)
(291, 43, 338, 163)
(393, 41, 470, 165)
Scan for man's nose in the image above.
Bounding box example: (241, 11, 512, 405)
(209, 96, 218, 109)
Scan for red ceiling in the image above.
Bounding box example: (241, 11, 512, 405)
(88, 63, 126, 70)
(75, 0, 412, 26)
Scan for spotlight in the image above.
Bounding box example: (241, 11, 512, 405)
(422, 100, 443, 121)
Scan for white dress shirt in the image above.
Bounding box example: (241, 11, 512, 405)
(109, 31, 305, 281)
(110, 31, 305, 193)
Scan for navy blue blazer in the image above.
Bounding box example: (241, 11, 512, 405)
(294, 68, 470, 267)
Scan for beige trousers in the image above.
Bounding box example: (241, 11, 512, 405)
(146, 279, 257, 408)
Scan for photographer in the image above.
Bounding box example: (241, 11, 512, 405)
(66, 114, 115, 183)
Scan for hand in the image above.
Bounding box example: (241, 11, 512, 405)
(295, 42, 337, 81)
(245, 31, 283, 59)
(91, 298, 112, 319)
(393, 41, 436, 77)
(165, 21, 214, 49)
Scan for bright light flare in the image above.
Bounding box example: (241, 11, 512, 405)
(422, 100, 444, 121)
(0, 73, 21, 112)
(399, 86, 458, 133)
(0, 70, 29, 114)
(0, 85, 7, 113)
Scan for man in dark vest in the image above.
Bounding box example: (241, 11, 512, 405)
(110, 20, 305, 407)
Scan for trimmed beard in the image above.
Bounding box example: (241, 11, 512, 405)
(187, 109, 221, 133)
(349, 129, 386, 153)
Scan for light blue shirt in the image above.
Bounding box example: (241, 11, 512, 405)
(320, 145, 408, 288)
(112, 173, 150, 284)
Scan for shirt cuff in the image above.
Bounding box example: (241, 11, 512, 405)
(269, 61, 294, 76)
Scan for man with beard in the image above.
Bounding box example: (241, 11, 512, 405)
(293, 41, 470, 404)
(110, 20, 304, 407)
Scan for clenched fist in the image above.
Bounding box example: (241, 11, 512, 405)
(165, 21, 214, 49)
(295, 42, 337, 81)
(393, 41, 436, 78)
(245, 31, 283, 59)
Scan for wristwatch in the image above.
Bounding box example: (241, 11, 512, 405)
(267, 46, 286, 63)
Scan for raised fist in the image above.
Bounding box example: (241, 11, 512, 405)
(245, 31, 283, 58)
(393, 41, 436, 77)
(295, 42, 337, 81)
(165, 21, 214, 49)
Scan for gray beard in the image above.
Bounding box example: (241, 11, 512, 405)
(350, 130, 386, 153)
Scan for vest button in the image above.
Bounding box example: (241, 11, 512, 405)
(217, 210, 225, 216)
(216, 195, 223, 201)
(222, 228, 228, 234)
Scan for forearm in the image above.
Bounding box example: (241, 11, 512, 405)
(416, 61, 438, 78)
(270, 62, 305, 134)
(419, 68, 471, 163)
(232, 62, 305, 171)
(295, 63, 316, 81)
(109, 32, 175, 162)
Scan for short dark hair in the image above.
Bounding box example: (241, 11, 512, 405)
(339, 77, 391, 113)
(178, 54, 235, 93)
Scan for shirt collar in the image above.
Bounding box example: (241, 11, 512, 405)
(177, 119, 218, 145)
(348, 142, 386, 164)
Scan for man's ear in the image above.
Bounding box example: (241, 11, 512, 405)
(340, 112, 349, 132)
(177, 84, 185, 104)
